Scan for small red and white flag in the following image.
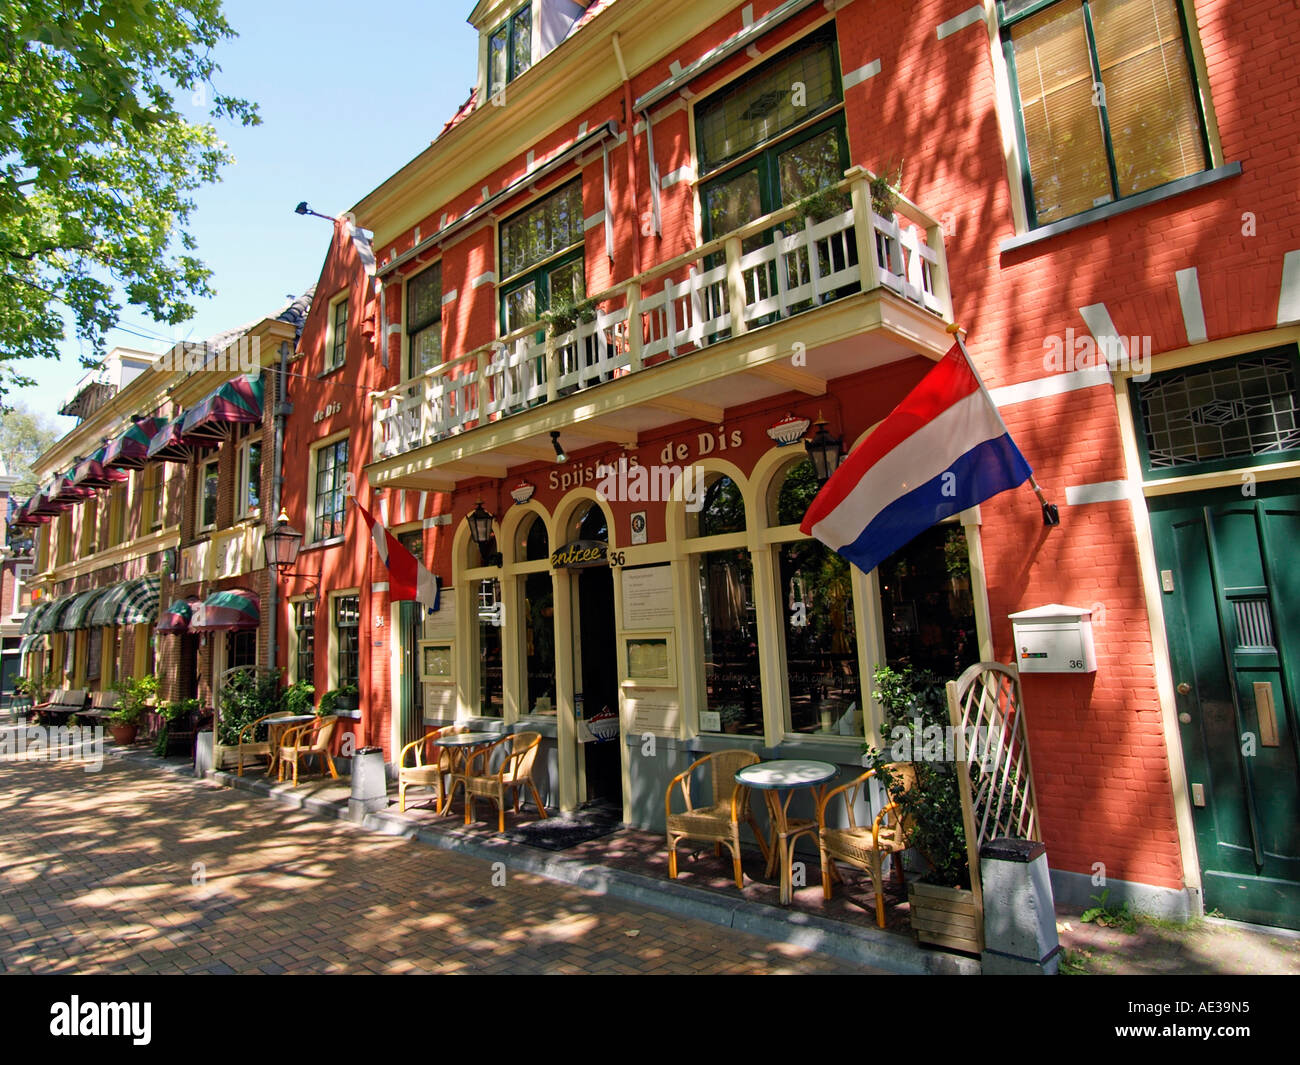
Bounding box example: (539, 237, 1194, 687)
(356, 502, 441, 611)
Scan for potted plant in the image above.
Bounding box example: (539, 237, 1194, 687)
(216, 668, 283, 766)
(282, 680, 315, 718)
(867, 665, 980, 953)
(110, 673, 159, 746)
(318, 683, 358, 715)
(718, 703, 745, 734)
(152, 697, 200, 757)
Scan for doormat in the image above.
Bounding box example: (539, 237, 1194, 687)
(504, 799, 623, 851)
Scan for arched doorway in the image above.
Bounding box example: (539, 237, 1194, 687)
(569, 501, 620, 806)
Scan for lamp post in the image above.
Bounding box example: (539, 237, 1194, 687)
(804, 415, 844, 484)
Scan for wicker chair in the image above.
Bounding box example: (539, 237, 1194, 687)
(397, 726, 464, 813)
(665, 749, 768, 889)
(236, 710, 293, 777)
(277, 715, 340, 787)
(816, 762, 915, 927)
(456, 731, 547, 832)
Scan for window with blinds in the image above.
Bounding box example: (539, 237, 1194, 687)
(1004, 0, 1207, 227)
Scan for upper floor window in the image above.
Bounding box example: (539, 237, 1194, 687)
(488, 4, 532, 99)
(1000, 0, 1209, 228)
(499, 178, 585, 333)
(326, 294, 348, 372)
(142, 462, 164, 532)
(107, 483, 127, 547)
(197, 456, 219, 532)
(407, 263, 442, 379)
(312, 437, 349, 542)
(237, 436, 262, 518)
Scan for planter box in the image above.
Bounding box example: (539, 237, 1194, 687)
(908, 879, 982, 954)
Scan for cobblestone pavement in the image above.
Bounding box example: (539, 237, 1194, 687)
(0, 752, 875, 975)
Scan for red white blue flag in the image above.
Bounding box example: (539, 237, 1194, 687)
(356, 502, 441, 611)
(800, 343, 1032, 575)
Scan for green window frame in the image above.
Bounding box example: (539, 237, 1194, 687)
(406, 263, 443, 379)
(499, 178, 585, 334)
(488, 3, 532, 99)
(999, 0, 1211, 229)
(334, 594, 360, 691)
(327, 296, 348, 371)
(295, 599, 316, 686)
(313, 437, 349, 542)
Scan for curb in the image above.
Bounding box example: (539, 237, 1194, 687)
(109, 745, 979, 975)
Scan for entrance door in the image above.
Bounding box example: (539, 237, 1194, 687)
(397, 601, 423, 751)
(1150, 483, 1300, 928)
(578, 564, 620, 804)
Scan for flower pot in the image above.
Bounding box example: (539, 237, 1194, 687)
(907, 878, 982, 954)
(109, 723, 139, 746)
(335, 694, 359, 711)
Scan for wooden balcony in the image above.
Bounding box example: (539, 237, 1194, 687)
(368, 168, 954, 491)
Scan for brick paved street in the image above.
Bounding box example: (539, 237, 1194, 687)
(0, 752, 874, 975)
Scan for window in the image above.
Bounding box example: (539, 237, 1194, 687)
(79, 497, 98, 555)
(197, 456, 218, 531)
(12, 563, 32, 616)
(487, 3, 531, 99)
(406, 264, 442, 379)
(312, 437, 349, 542)
(878, 523, 979, 677)
(142, 462, 164, 531)
(334, 594, 360, 691)
(397, 529, 424, 563)
(56, 513, 72, 565)
(475, 578, 504, 717)
(237, 437, 262, 518)
(499, 179, 585, 333)
(295, 599, 316, 685)
(87, 627, 102, 680)
(326, 295, 348, 371)
(1000, 0, 1209, 227)
(228, 630, 257, 671)
(107, 484, 127, 547)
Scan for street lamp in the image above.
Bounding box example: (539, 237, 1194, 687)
(264, 509, 320, 595)
(466, 501, 502, 567)
(804, 414, 844, 484)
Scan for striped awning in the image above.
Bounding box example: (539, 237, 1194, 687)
(156, 597, 201, 633)
(104, 416, 164, 471)
(72, 447, 129, 491)
(180, 375, 265, 445)
(146, 416, 202, 464)
(8, 499, 47, 527)
(87, 575, 161, 627)
(20, 598, 55, 635)
(18, 633, 45, 670)
(59, 587, 111, 631)
(35, 594, 78, 633)
(191, 588, 260, 632)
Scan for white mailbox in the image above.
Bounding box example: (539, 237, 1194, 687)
(1008, 604, 1097, 674)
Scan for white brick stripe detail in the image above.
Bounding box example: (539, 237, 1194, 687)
(661, 166, 694, 189)
(1065, 481, 1132, 506)
(371, 582, 390, 593)
(471, 272, 496, 289)
(989, 366, 1112, 407)
(440, 289, 458, 305)
(1175, 267, 1207, 344)
(937, 5, 985, 39)
(1278, 249, 1300, 325)
(741, 3, 753, 25)
(842, 59, 881, 90)
(584, 210, 607, 231)
(1079, 302, 1129, 362)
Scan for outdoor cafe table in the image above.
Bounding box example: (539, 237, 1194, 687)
(433, 730, 504, 814)
(267, 714, 317, 777)
(734, 759, 838, 905)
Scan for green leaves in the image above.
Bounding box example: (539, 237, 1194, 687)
(0, 0, 259, 396)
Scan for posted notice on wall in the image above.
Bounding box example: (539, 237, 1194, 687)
(621, 565, 674, 630)
(624, 690, 680, 737)
(422, 596, 455, 640)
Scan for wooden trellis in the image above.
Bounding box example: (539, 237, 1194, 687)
(945, 662, 1042, 951)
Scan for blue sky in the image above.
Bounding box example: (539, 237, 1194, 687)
(23, 0, 480, 433)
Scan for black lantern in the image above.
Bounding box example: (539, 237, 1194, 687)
(466, 501, 502, 567)
(804, 415, 844, 484)
(263, 509, 304, 572)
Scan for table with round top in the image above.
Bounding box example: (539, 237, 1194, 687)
(734, 759, 838, 905)
(434, 730, 505, 814)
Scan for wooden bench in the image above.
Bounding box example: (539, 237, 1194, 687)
(30, 688, 88, 724)
(79, 691, 121, 725)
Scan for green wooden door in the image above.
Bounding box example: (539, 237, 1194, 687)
(1150, 483, 1300, 928)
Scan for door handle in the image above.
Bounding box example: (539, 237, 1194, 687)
(1176, 682, 1191, 695)
(1254, 682, 1280, 748)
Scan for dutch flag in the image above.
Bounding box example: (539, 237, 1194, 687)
(800, 342, 1033, 575)
(356, 502, 441, 612)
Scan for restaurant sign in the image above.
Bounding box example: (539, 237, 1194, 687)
(551, 539, 608, 569)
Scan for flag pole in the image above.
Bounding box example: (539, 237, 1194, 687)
(947, 323, 1060, 526)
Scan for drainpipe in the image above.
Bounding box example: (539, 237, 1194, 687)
(267, 339, 291, 675)
(611, 33, 642, 275)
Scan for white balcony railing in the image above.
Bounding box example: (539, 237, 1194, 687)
(373, 168, 952, 461)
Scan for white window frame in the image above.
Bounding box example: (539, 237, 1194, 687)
(197, 455, 219, 533)
(325, 290, 349, 373)
(308, 431, 350, 546)
(11, 562, 32, 617)
(236, 435, 263, 519)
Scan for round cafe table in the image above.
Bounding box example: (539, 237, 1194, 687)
(434, 730, 504, 814)
(735, 759, 838, 905)
(266, 714, 317, 777)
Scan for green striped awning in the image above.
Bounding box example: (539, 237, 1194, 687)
(35, 594, 77, 634)
(89, 583, 131, 628)
(59, 588, 110, 631)
(191, 588, 259, 632)
(117, 575, 161, 625)
(20, 598, 55, 635)
(18, 633, 46, 669)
